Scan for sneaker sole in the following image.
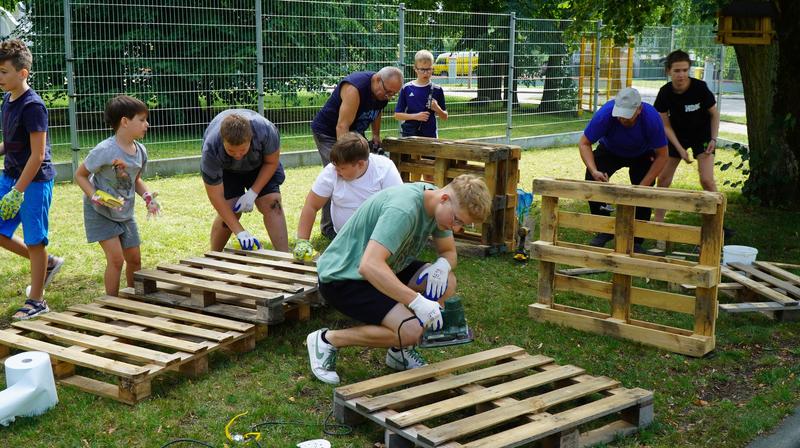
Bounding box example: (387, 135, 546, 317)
(44, 260, 64, 288)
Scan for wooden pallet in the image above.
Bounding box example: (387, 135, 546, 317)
(334, 345, 653, 448)
(383, 137, 521, 254)
(0, 296, 255, 404)
(530, 178, 726, 357)
(715, 261, 800, 320)
(121, 248, 319, 325)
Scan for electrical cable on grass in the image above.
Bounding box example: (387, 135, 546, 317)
(158, 439, 216, 448)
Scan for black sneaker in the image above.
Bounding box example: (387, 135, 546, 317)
(588, 233, 614, 248)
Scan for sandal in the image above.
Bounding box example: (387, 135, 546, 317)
(13, 299, 50, 321)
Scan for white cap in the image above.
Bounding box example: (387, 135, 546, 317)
(611, 88, 642, 119)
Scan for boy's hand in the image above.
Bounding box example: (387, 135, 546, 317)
(91, 190, 125, 210)
(0, 188, 23, 220)
(236, 230, 262, 251)
(143, 191, 162, 218)
(430, 99, 442, 113)
(293, 239, 314, 262)
(416, 111, 430, 121)
(233, 188, 258, 213)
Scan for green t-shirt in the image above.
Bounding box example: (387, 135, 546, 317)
(317, 182, 452, 282)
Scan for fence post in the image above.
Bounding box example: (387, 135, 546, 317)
(63, 0, 79, 177)
(669, 25, 675, 53)
(593, 20, 602, 112)
(398, 3, 405, 136)
(255, 0, 265, 116)
(716, 44, 724, 112)
(505, 12, 516, 144)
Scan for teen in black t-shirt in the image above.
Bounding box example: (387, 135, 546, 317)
(653, 50, 720, 225)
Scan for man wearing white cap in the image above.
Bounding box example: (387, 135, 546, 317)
(578, 87, 668, 251)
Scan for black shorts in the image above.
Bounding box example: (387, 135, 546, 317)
(222, 164, 285, 200)
(319, 260, 427, 325)
(668, 142, 713, 159)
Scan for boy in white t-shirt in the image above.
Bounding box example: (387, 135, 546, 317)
(293, 132, 402, 261)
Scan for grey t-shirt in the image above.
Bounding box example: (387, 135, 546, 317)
(83, 136, 148, 222)
(200, 109, 281, 185)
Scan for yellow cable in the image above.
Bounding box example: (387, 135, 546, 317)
(225, 412, 262, 444)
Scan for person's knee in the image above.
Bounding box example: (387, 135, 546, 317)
(699, 174, 716, 191)
(258, 193, 284, 215)
(125, 252, 142, 270)
(107, 253, 125, 271)
(397, 321, 424, 347)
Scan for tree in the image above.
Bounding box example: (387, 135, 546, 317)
(559, 0, 799, 208)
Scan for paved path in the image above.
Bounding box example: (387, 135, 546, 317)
(747, 406, 800, 448)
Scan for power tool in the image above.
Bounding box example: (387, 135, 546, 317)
(419, 296, 474, 348)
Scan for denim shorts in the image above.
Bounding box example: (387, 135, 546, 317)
(0, 173, 53, 246)
(83, 200, 141, 248)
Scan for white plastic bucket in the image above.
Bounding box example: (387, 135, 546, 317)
(722, 245, 758, 266)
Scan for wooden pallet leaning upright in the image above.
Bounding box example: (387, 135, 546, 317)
(530, 178, 726, 357)
(0, 296, 255, 404)
(382, 137, 520, 254)
(333, 345, 653, 447)
(121, 248, 319, 328)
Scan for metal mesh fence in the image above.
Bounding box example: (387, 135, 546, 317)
(6, 0, 744, 166)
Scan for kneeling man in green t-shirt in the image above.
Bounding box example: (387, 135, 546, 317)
(306, 174, 492, 384)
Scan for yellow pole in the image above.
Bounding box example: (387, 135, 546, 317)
(578, 38, 586, 116)
(605, 40, 612, 101)
(626, 38, 634, 88)
(589, 38, 597, 111)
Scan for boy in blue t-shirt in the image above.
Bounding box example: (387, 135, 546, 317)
(394, 50, 448, 138)
(0, 39, 64, 320)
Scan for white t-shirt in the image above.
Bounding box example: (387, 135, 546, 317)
(312, 154, 403, 232)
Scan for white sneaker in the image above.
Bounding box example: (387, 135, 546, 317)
(306, 329, 340, 385)
(385, 346, 427, 371)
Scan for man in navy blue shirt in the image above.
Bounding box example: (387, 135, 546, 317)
(578, 88, 668, 250)
(310, 67, 403, 239)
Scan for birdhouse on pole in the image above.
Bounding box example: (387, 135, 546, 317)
(717, 1, 777, 45)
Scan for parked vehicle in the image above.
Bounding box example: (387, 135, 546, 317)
(432, 51, 479, 76)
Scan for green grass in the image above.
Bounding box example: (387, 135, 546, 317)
(721, 114, 747, 125)
(2, 147, 799, 448)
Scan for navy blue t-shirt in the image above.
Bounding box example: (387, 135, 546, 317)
(395, 81, 446, 137)
(583, 101, 667, 158)
(1, 89, 55, 181)
(311, 71, 389, 137)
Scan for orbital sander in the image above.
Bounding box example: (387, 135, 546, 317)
(419, 296, 474, 348)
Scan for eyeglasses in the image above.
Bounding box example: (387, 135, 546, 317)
(378, 78, 399, 99)
(415, 67, 433, 73)
(449, 199, 467, 228)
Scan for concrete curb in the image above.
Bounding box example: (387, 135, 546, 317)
(50, 132, 747, 183)
(747, 405, 800, 448)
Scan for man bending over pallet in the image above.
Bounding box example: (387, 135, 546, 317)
(306, 174, 491, 384)
(579, 87, 668, 252)
(201, 109, 289, 253)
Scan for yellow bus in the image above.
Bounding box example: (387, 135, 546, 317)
(432, 52, 479, 76)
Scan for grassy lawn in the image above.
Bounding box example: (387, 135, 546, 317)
(2, 146, 799, 447)
(721, 114, 747, 125)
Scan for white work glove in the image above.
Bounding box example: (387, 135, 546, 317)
(415, 257, 451, 300)
(236, 230, 262, 251)
(233, 188, 258, 213)
(408, 293, 443, 331)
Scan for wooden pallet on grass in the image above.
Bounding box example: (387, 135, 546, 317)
(715, 261, 800, 320)
(334, 345, 653, 448)
(530, 178, 726, 357)
(0, 296, 255, 404)
(121, 248, 319, 325)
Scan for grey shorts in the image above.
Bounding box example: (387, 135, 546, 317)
(83, 201, 141, 248)
(313, 132, 337, 166)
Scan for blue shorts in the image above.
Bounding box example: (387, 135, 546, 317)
(0, 173, 53, 246)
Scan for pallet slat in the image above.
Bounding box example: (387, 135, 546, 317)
(135, 269, 282, 302)
(203, 252, 318, 285)
(181, 257, 306, 293)
(721, 266, 798, 305)
(95, 296, 252, 332)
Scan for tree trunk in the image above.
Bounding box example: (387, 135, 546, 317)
(738, 0, 800, 207)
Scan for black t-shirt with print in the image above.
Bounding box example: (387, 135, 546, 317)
(654, 77, 716, 147)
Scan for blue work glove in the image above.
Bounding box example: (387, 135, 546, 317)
(408, 293, 443, 331)
(0, 187, 24, 220)
(233, 188, 258, 213)
(415, 257, 451, 300)
(236, 230, 262, 251)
